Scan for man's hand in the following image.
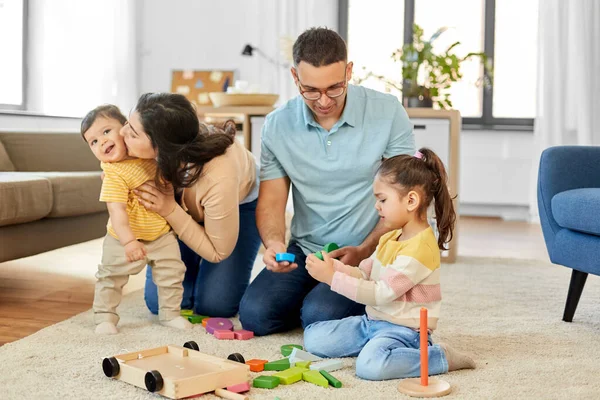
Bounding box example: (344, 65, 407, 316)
(306, 252, 335, 285)
(328, 245, 368, 267)
(264, 241, 297, 273)
(125, 240, 147, 262)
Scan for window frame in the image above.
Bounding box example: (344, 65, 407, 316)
(0, 0, 27, 111)
(339, 0, 534, 129)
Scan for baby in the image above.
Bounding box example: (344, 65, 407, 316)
(81, 104, 191, 334)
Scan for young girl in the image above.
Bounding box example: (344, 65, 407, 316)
(304, 148, 475, 380)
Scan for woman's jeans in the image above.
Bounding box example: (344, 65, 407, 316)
(144, 199, 261, 317)
(304, 314, 449, 380)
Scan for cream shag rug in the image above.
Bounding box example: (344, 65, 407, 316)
(1, 256, 600, 400)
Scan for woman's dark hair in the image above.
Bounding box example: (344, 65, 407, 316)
(377, 148, 456, 250)
(293, 27, 347, 67)
(80, 104, 127, 139)
(134, 92, 235, 189)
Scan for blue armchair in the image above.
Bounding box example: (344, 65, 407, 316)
(538, 146, 600, 322)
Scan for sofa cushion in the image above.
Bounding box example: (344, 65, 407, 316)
(552, 188, 600, 236)
(0, 172, 52, 226)
(0, 140, 16, 172)
(31, 172, 106, 218)
(0, 132, 100, 172)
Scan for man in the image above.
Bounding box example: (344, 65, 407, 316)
(239, 27, 415, 336)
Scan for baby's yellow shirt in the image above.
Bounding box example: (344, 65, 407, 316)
(100, 159, 170, 241)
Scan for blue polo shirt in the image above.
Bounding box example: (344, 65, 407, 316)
(260, 84, 415, 255)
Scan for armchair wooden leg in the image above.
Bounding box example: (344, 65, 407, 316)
(563, 269, 588, 322)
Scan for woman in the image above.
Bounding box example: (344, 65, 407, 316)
(121, 92, 261, 317)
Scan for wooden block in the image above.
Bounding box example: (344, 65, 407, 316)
(253, 375, 280, 389)
(202, 318, 210, 327)
(295, 360, 312, 369)
(233, 330, 254, 340)
(280, 344, 303, 357)
(319, 370, 342, 388)
(187, 314, 209, 324)
(180, 309, 194, 316)
(246, 359, 268, 372)
(214, 330, 235, 339)
(226, 381, 251, 393)
(310, 359, 343, 372)
(214, 388, 248, 400)
(288, 348, 322, 363)
(264, 358, 290, 371)
(323, 242, 339, 253)
(273, 366, 308, 385)
(302, 370, 329, 388)
(206, 318, 233, 334)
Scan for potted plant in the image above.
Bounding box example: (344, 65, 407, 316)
(354, 24, 493, 109)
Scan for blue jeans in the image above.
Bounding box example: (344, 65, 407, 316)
(304, 315, 448, 380)
(144, 200, 261, 317)
(238, 242, 365, 336)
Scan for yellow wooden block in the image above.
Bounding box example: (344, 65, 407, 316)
(303, 370, 329, 388)
(273, 366, 308, 385)
(295, 360, 312, 369)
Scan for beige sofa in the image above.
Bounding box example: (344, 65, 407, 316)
(0, 131, 108, 262)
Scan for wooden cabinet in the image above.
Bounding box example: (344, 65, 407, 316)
(407, 108, 461, 263)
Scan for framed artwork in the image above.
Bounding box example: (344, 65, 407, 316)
(171, 70, 236, 106)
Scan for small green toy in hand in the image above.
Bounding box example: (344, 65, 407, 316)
(314, 242, 339, 260)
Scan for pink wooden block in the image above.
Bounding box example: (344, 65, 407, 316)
(226, 381, 251, 393)
(214, 330, 235, 339)
(205, 317, 234, 334)
(233, 330, 254, 340)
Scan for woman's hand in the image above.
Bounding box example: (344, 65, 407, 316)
(306, 251, 335, 285)
(134, 181, 177, 217)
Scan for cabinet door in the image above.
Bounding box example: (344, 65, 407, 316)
(410, 117, 453, 260)
(411, 118, 451, 169)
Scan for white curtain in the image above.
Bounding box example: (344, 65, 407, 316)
(27, 0, 138, 117)
(529, 0, 600, 219)
(253, 0, 338, 103)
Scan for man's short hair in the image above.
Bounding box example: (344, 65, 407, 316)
(293, 27, 347, 67)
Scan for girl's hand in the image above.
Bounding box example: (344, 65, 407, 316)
(306, 251, 335, 285)
(124, 240, 147, 262)
(134, 181, 176, 217)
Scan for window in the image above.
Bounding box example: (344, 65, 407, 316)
(0, 0, 26, 109)
(341, 0, 538, 127)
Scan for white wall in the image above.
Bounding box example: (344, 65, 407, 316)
(137, 0, 337, 103)
(0, 112, 80, 132)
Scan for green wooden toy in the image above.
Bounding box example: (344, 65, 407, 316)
(295, 360, 312, 369)
(180, 309, 194, 316)
(303, 370, 329, 388)
(319, 370, 342, 388)
(187, 314, 209, 324)
(253, 375, 280, 389)
(280, 344, 303, 357)
(274, 367, 308, 385)
(264, 358, 291, 371)
(314, 242, 339, 260)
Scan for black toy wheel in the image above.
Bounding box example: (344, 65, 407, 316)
(183, 341, 199, 351)
(102, 357, 120, 377)
(227, 353, 245, 364)
(145, 370, 164, 392)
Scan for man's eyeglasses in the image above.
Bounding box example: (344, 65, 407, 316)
(297, 74, 347, 101)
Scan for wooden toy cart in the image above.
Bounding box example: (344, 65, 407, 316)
(102, 341, 249, 399)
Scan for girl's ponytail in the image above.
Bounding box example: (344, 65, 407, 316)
(419, 148, 456, 250)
